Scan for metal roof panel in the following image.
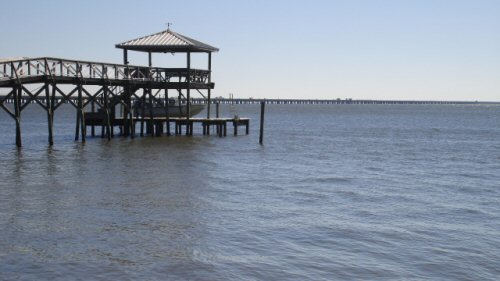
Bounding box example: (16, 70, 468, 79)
(116, 29, 219, 52)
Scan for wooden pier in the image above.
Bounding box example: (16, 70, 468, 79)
(0, 28, 250, 147)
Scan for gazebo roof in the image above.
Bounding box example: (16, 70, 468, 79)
(115, 29, 219, 53)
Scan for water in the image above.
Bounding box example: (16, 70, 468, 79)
(1, 104, 499, 280)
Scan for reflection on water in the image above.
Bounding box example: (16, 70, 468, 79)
(1, 134, 222, 279)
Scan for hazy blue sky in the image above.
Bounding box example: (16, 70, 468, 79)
(1, 0, 499, 101)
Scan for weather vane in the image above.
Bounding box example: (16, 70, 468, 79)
(166, 22, 172, 31)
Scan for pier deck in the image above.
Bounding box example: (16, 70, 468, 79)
(84, 116, 249, 137)
(0, 57, 213, 88)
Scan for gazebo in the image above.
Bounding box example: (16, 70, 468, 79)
(115, 28, 219, 119)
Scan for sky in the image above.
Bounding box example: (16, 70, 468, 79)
(1, 0, 499, 101)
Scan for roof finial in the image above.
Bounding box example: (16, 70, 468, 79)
(166, 22, 172, 31)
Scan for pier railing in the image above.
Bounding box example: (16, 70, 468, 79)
(0, 57, 210, 84)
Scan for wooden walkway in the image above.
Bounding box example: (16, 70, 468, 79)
(0, 57, 212, 88)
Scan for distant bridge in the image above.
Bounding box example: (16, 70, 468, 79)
(192, 98, 498, 105)
(1, 96, 497, 106)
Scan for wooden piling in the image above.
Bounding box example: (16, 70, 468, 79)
(75, 96, 80, 141)
(91, 101, 95, 137)
(76, 84, 86, 143)
(259, 101, 265, 144)
(148, 87, 154, 137)
(123, 84, 130, 137)
(80, 86, 86, 142)
(127, 87, 135, 138)
(207, 52, 212, 119)
(14, 86, 22, 147)
(155, 121, 162, 137)
(216, 102, 220, 135)
(186, 51, 191, 121)
(103, 85, 111, 141)
(165, 87, 171, 136)
(140, 89, 146, 136)
(45, 83, 54, 145)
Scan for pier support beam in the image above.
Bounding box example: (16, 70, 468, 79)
(103, 85, 111, 141)
(165, 87, 171, 136)
(123, 49, 128, 65)
(75, 84, 86, 143)
(215, 101, 220, 135)
(148, 87, 154, 136)
(91, 101, 95, 137)
(140, 88, 146, 136)
(186, 51, 191, 124)
(207, 52, 212, 119)
(259, 101, 265, 145)
(45, 83, 54, 145)
(80, 86, 86, 142)
(14, 86, 22, 147)
(122, 84, 134, 138)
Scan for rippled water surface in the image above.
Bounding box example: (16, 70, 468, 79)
(1, 104, 500, 280)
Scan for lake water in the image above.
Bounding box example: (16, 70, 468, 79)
(1, 104, 499, 280)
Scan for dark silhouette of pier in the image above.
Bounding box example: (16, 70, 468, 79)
(0, 29, 250, 147)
